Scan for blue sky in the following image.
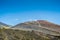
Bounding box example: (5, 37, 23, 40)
(0, 0, 60, 25)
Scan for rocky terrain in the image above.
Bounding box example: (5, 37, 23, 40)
(0, 20, 60, 40)
(0, 28, 60, 40)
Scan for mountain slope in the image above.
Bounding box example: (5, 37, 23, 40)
(0, 28, 60, 40)
(12, 20, 60, 36)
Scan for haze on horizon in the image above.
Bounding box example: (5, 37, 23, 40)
(0, 0, 60, 25)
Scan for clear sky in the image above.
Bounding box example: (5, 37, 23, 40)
(0, 0, 60, 25)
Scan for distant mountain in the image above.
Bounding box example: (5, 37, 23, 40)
(0, 22, 9, 27)
(12, 20, 60, 36)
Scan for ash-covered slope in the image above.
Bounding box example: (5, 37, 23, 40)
(12, 20, 60, 36)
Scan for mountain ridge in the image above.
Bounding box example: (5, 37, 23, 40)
(0, 22, 9, 27)
(0, 20, 60, 40)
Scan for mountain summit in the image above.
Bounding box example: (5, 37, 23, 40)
(13, 20, 60, 36)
